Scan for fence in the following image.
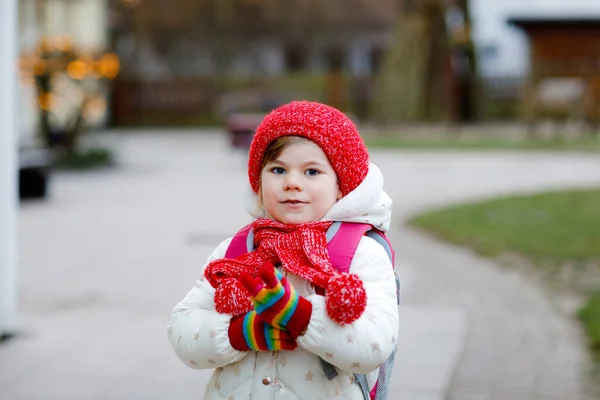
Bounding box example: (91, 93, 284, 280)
(108, 74, 527, 127)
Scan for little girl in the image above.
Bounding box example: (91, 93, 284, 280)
(167, 101, 399, 400)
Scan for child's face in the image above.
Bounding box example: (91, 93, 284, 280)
(260, 140, 341, 224)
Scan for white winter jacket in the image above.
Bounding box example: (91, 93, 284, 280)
(168, 163, 399, 400)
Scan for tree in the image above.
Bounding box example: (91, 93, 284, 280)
(445, 0, 478, 123)
(370, 0, 477, 125)
(21, 35, 120, 156)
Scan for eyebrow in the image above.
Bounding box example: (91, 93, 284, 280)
(269, 159, 328, 168)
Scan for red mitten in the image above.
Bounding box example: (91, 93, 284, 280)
(228, 311, 297, 351)
(240, 263, 312, 339)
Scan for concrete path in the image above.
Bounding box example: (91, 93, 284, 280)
(374, 149, 600, 400)
(1, 130, 599, 399)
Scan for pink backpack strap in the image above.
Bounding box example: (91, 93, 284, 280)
(224, 223, 253, 259)
(326, 222, 372, 273)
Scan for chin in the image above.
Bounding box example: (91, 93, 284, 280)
(278, 215, 312, 225)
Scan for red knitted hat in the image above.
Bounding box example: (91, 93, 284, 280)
(248, 101, 369, 196)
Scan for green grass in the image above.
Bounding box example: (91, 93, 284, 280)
(55, 147, 114, 170)
(579, 292, 600, 351)
(409, 189, 600, 263)
(365, 135, 600, 152)
(408, 188, 600, 354)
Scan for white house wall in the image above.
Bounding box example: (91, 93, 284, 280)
(70, 0, 108, 51)
(17, 0, 40, 50)
(45, 0, 108, 51)
(17, 0, 43, 144)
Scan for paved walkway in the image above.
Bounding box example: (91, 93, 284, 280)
(1, 130, 599, 399)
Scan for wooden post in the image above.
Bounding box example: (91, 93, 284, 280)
(523, 50, 539, 139)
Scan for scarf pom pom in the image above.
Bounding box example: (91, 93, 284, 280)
(325, 273, 367, 325)
(214, 279, 253, 316)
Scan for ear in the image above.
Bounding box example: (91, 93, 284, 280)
(336, 186, 342, 201)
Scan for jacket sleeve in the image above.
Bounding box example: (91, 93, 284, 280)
(167, 237, 250, 369)
(297, 236, 399, 374)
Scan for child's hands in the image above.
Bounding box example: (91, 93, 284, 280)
(228, 311, 297, 352)
(240, 262, 312, 339)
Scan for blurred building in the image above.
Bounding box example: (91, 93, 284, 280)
(19, 0, 108, 52)
(104, 0, 600, 125)
(471, 0, 600, 78)
(470, 0, 600, 124)
(107, 0, 398, 125)
(109, 0, 396, 79)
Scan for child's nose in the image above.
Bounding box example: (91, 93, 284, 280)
(284, 172, 302, 191)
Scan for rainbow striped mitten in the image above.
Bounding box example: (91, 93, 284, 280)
(228, 311, 297, 351)
(240, 262, 312, 339)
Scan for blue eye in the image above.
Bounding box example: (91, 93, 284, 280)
(271, 167, 286, 175)
(305, 169, 320, 176)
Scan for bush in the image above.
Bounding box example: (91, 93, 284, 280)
(578, 293, 600, 351)
(55, 147, 114, 170)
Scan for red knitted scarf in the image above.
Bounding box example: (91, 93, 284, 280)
(204, 218, 367, 325)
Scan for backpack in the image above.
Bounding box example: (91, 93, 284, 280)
(224, 221, 400, 400)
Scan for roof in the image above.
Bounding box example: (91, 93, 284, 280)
(507, 16, 600, 29)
